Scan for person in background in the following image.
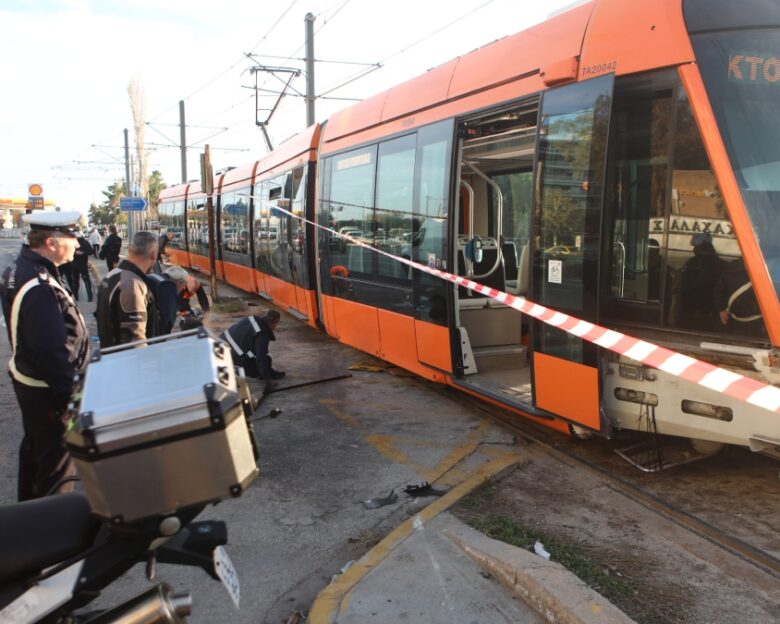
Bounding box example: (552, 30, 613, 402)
(99, 224, 122, 271)
(178, 274, 210, 317)
(153, 230, 175, 273)
(146, 265, 191, 334)
(714, 258, 767, 338)
(95, 231, 159, 346)
(0, 211, 89, 500)
(221, 310, 285, 393)
(67, 231, 94, 302)
(88, 227, 102, 257)
(669, 232, 725, 331)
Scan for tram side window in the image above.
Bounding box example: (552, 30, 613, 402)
(328, 146, 377, 277)
(188, 200, 208, 257)
(604, 76, 766, 340)
(157, 202, 179, 247)
(254, 180, 270, 274)
(375, 135, 415, 282)
(168, 201, 185, 249)
(221, 189, 250, 255)
(666, 94, 766, 339)
(267, 176, 290, 281)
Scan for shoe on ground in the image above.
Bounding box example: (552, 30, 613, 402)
(270, 370, 286, 379)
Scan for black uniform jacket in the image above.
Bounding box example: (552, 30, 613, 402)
(1, 246, 90, 404)
(100, 233, 122, 262)
(223, 315, 275, 379)
(146, 272, 179, 334)
(95, 259, 162, 347)
(72, 237, 93, 270)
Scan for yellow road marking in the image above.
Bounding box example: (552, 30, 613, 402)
(307, 450, 519, 624)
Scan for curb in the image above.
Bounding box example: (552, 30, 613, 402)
(444, 520, 637, 624)
(306, 452, 519, 624)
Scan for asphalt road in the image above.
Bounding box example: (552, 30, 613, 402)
(0, 237, 518, 623)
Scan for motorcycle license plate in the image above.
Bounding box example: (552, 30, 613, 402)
(213, 546, 240, 609)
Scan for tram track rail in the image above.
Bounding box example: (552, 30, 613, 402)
(425, 381, 780, 582)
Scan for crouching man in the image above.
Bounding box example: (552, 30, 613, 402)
(221, 310, 284, 392)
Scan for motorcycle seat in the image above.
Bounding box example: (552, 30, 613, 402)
(0, 492, 99, 584)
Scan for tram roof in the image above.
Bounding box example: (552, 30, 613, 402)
(320, 0, 694, 148)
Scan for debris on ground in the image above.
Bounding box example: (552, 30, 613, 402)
(348, 361, 413, 377)
(363, 489, 398, 509)
(533, 540, 551, 560)
(282, 610, 305, 624)
(349, 361, 391, 372)
(403, 482, 448, 497)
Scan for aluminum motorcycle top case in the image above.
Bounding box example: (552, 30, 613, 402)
(66, 329, 258, 523)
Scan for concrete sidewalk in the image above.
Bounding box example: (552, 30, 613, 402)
(308, 486, 636, 624)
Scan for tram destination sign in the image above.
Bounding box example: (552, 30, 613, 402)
(120, 197, 148, 212)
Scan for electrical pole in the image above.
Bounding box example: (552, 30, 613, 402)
(201, 145, 218, 301)
(179, 100, 187, 183)
(305, 12, 316, 127)
(124, 128, 133, 241)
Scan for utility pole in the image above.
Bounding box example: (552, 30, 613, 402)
(305, 12, 316, 127)
(124, 128, 133, 241)
(201, 145, 218, 301)
(179, 100, 187, 183)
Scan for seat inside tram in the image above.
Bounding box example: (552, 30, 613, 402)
(454, 102, 538, 405)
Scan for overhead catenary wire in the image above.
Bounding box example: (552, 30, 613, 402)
(146, 0, 303, 124)
(54, 1, 505, 198)
(250, 0, 502, 129)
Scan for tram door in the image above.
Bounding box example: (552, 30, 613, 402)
(531, 75, 614, 432)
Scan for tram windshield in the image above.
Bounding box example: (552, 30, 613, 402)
(692, 29, 780, 294)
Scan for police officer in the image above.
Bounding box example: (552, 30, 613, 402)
(1, 211, 90, 501)
(221, 310, 285, 392)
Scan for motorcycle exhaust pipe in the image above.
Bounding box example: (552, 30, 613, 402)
(85, 583, 192, 623)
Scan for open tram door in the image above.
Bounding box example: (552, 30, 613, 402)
(450, 75, 614, 436)
(530, 75, 614, 434)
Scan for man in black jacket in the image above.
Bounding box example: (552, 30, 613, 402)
(99, 224, 122, 271)
(1, 211, 90, 500)
(67, 232, 94, 302)
(146, 265, 192, 334)
(222, 310, 284, 392)
(95, 231, 159, 346)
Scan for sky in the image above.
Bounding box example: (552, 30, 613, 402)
(0, 0, 577, 215)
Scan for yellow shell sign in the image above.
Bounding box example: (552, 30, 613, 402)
(28, 183, 43, 196)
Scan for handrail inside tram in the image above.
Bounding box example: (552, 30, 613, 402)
(460, 160, 504, 281)
(459, 179, 476, 277)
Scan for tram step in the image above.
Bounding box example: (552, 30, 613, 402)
(473, 345, 527, 373)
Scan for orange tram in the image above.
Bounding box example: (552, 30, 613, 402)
(158, 0, 780, 468)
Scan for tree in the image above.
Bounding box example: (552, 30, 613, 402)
(128, 77, 148, 201)
(88, 180, 127, 226)
(147, 170, 167, 221)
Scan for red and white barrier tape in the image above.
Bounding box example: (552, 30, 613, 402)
(253, 196, 780, 415)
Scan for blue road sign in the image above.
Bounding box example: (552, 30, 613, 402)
(120, 197, 148, 211)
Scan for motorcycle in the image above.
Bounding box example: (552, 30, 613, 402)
(0, 495, 232, 623)
(0, 330, 260, 623)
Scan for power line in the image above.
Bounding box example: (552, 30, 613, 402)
(271, 0, 501, 124)
(146, 0, 302, 124)
(317, 0, 499, 97)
